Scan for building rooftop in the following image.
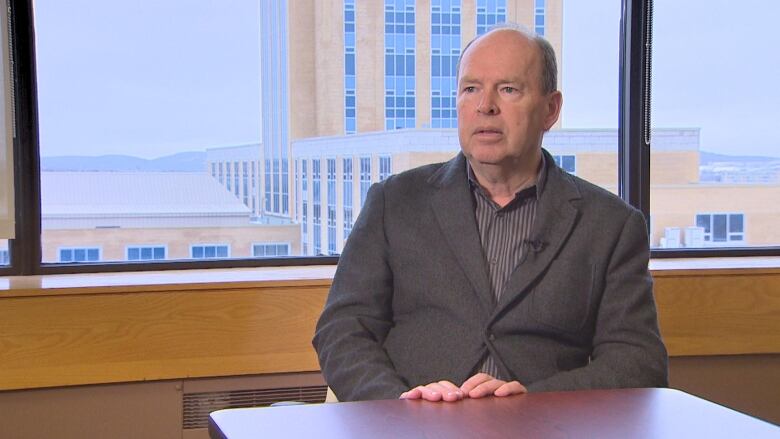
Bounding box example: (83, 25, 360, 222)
(42, 171, 250, 217)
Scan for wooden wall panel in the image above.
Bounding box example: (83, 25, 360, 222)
(653, 270, 780, 356)
(0, 284, 328, 390)
(1, 265, 779, 391)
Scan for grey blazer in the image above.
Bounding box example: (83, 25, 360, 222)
(313, 149, 668, 401)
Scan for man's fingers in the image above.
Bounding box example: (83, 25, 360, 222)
(467, 379, 505, 398)
(400, 387, 423, 399)
(459, 373, 494, 395)
(400, 381, 464, 402)
(493, 381, 527, 397)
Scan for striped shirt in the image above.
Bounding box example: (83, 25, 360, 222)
(468, 157, 548, 380)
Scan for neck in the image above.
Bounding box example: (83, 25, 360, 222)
(469, 152, 542, 207)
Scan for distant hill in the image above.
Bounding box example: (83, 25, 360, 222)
(700, 151, 780, 164)
(41, 151, 207, 172)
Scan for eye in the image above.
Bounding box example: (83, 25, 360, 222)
(462, 86, 477, 93)
(501, 86, 518, 94)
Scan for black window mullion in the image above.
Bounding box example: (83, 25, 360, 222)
(618, 0, 652, 225)
(9, 0, 41, 275)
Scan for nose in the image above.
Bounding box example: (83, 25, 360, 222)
(477, 90, 498, 115)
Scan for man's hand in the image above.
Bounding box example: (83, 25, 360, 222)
(459, 373, 527, 398)
(399, 380, 465, 402)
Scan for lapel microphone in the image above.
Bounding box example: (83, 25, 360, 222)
(524, 239, 546, 252)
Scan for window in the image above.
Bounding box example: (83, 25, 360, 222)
(650, 0, 780, 250)
(476, 0, 506, 36)
(127, 245, 166, 261)
(360, 157, 371, 208)
(312, 159, 322, 255)
(379, 156, 392, 181)
(301, 159, 309, 255)
(384, 0, 416, 130)
(252, 243, 290, 257)
(191, 244, 230, 259)
(0, 248, 9, 265)
(553, 154, 576, 174)
(343, 157, 354, 240)
(327, 158, 337, 255)
(430, 1, 460, 128)
(534, 0, 545, 36)
(59, 247, 101, 263)
(344, 0, 357, 134)
(695, 214, 745, 245)
(6, 1, 775, 275)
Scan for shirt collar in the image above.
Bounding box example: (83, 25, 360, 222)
(466, 153, 548, 202)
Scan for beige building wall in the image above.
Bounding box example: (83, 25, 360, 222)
(42, 226, 301, 263)
(289, 0, 318, 141)
(315, 0, 345, 136)
(355, 2, 386, 133)
(292, 0, 564, 136)
(650, 185, 780, 247)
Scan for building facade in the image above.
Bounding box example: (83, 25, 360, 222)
(260, 0, 563, 220)
(292, 128, 780, 255)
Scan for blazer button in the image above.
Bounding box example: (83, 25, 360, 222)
(488, 333, 496, 341)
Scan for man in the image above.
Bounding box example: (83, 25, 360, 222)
(313, 24, 668, 402)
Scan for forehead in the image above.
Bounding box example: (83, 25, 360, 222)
(459, 30, 542, 81)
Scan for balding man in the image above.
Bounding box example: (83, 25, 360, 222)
(313, 24, 668, 402)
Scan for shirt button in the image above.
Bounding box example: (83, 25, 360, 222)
(490, 258, 497, 265)
(489, 333, 496, 341)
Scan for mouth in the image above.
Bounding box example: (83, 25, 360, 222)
(474, 128, 503, 137)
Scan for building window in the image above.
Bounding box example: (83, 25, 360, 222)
(360, 156, 371, 208)
(431, 0, 460, 128)
(242, 162, 249, 206)
(553, 154, 576, 174)
(343, 157, 354, 240)
(59, 247, 101, 263)
(127, 245, 166, 261)
(344, 0, 357, 134)
(695, 213, 745, 245)
(252, 243, 290, 257)
(0, 249, 9, 265)
(191, 244, 230, 259)
(226, 163, 232, 191)
(218, 162, 224, 184)
(312, 159, 322, 255)
(302, 159, 309, 255)
(261, 1, 290, 217)
(476, 0, 506, 35)
(379, 156, 392, 181)
(327, 159, 337, 255)
(534, 0, 545, 36)
(211, 162, 217, 178)
(233, 162, 240, 196)
(384, 0, 416, 130)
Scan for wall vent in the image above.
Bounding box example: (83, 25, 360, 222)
(182, 385, 327, 429)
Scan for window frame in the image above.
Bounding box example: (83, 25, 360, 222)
(3, 0, 777, 276)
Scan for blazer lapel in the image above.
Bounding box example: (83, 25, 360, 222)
(491, 152, 582, 319)
(429, 154, 495, 313)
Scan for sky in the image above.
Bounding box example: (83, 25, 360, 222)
(33, 0, 779, 159)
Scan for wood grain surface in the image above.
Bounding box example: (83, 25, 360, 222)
(0, 264, 778, 391)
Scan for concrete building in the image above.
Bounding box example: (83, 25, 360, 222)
(292, 127, 780, 254)
(260, 0, 562, 219)
(40, 171, 300, 263)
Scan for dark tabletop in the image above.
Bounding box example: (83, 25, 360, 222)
(209, 387, 779, 439)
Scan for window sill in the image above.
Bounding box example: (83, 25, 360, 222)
(1, 257, 779, 297)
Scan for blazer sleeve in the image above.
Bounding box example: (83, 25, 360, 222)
(312, 183, 409, 401)
(526, 209, 669, 392)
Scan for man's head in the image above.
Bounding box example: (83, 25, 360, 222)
(456, 25, 562, 176)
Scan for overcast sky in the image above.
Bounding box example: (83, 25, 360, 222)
(33, 0, 779, 159)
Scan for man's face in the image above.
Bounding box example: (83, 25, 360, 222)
(456, 30, 561, 171)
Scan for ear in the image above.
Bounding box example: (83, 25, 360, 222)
(543, 91, 563, 130)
